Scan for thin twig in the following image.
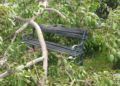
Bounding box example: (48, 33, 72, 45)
(0, 23, 29, 67)
(0, 56, 44, 78)
(45, 8, 66, 19)
(70, 79, 75, 86)
(0, 4, 66, 86)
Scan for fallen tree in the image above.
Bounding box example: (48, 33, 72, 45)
(0, 0, 65, 85)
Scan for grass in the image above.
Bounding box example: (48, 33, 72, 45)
(84, 53, 112, 72)
(0, 44, 120, 86)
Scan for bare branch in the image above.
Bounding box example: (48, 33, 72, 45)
(70, 79, 75, 86)
(45, 8, 66, 19)
(0, 23, 29, 67)
(0, 4, 66, 86)
(0, 70, 14, 78)
(12, 23, 29, 43)
(14, 16, 30, 22)
(38, 0, 48, 8)
(29, 20, 48, 68)
(29, 20, 48, 85)
(0, 20, 48, 86)
(15, 7, 66, 21)
(0, 56, 44, 78)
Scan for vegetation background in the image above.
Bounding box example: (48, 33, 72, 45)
(0, 0, 120, 86)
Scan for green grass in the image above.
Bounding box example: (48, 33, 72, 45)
(84, 52, 112, 72)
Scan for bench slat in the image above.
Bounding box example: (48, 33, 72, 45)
(23, 36, 84, 56)
(39, 25, 87, 39)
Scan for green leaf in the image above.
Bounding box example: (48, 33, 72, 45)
(109, 54, 114, 62)
(117, 51, 120, 59)
(112, 23, 117, 30)
(111, 48, 117, 55)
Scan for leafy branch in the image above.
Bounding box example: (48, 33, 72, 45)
(0, 1, 66, 85)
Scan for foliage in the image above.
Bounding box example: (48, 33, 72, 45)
(48, 0, 120, 67)
(0, 4, 13, 37)
(96, 0, 119, 19)
(0, 0, 120, 86)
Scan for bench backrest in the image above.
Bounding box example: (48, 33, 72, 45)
(38, 25, 88, 40)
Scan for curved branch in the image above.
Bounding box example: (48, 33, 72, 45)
(0, 6, 65, 86)
(0, 20, 48, 80)
(45, 8, 66, 19)
(0, 23, 29, 67)
(29, 20, 48, 77)
(0, 56, 44, 78)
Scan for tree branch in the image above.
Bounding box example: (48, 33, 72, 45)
(45, 8, 66, 19)
(29, 20, 48, 81)
(0, 56, 44, 78)
(0, 5, 66, 86)
(0, 20, 48, 86)
(0, 23, 29, 67)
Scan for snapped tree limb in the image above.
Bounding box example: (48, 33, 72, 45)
(0, 5, 66, 86)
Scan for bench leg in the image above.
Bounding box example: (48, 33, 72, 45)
(79, 54, 84, 65)
(75, 54, 84, 66)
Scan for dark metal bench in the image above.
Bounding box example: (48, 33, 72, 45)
(22, 25, 88, 65)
